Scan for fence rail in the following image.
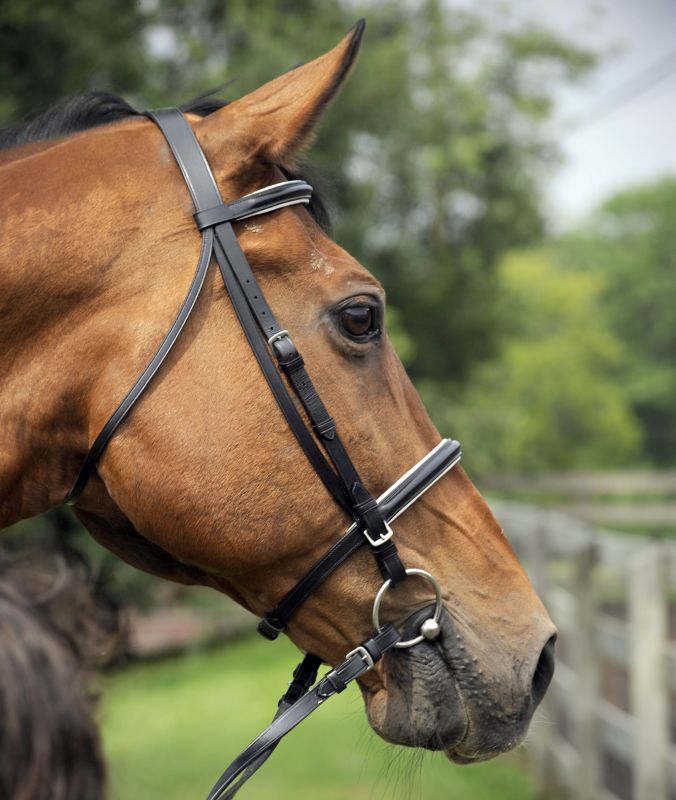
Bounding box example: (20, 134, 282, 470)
(484, 472, 676, 497)
(490, 500, 676, 800)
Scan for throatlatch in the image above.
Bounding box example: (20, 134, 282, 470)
(63, 108, 463, 798)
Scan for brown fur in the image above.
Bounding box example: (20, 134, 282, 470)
(0, 24, 555, 759)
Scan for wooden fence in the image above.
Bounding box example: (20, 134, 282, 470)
(483, 472, 676, 528)
(491, 500, 676, 800)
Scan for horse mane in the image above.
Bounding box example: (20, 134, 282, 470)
(0, 546, 123, 799)
(0, 90, 331, 231)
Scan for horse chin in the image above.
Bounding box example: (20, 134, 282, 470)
(365, 638, 469, 751)
(363, 606, 532, 760)
(364, 606, 468, 752)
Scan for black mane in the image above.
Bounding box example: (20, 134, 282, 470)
(0, 91, 330, 230)
(0, 91, 140, 150)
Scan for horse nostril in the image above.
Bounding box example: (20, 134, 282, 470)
(531, 634, 556, 709)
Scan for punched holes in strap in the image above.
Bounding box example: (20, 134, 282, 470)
(269, 334, 403, 576)
(272, 335, 337, 442)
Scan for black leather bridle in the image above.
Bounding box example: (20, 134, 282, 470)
(64, 109, 462, 798)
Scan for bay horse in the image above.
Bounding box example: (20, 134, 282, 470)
(0, 20, 555, 790)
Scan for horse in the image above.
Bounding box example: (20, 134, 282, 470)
(0, 20, 556, 784)
(0, 545, 121, 800)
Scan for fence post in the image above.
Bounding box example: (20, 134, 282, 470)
(529, 518, 551, 599)
(628, 543, 669, 800)
(571, 543, 601, 800)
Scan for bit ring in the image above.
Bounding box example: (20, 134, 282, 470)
(372, 568, 443, 649)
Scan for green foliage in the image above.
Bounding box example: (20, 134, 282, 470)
(556, 179, 676, 465)
(423, 249, 642, 474)
(425, 177, 676, 473)
(0, 1, 151, 121)
(102, 634, 538, 800)
(313, 0, 595, 386)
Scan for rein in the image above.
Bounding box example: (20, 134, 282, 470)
(64, 109, 462, 798)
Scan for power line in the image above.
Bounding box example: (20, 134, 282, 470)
(577, 46, 676, 129)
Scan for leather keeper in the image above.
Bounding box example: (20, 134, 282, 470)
(318, 671, 347, 696)
(257, 616, 285, 640)
(313, 417, 336, 440)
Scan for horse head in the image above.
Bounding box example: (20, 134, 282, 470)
(0, 23, 555, 765)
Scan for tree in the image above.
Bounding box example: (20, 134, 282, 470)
(173, 0, 595, 383)
(0, 1, 151, 122)
(556, 179, 676, 465)
(422, 249, 642, 474)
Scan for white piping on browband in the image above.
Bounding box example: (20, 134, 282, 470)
(237, 197, 311, 221)
(241, 181, 297, 198)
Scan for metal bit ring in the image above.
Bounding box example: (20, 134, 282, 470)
(372, 568, 443, 649)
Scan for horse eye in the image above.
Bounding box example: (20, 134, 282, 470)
(339, 305, 379, 340)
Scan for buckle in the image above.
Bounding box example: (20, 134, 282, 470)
(267, 329, 290, 347)
(345, 645, 375, 671)
(363, 520, 394, 548)
(268, 329, 298, 362)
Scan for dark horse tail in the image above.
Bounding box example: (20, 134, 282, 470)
(0, 546, 123, 800)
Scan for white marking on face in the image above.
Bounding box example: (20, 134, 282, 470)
(292, 205, 367, 275)
(310, 250, 335, 275)
(244, 221, 263, 234)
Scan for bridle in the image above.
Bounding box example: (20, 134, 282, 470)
(63, 109, 462, 798)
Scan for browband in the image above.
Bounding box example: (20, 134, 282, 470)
(194, 181, 312, 230)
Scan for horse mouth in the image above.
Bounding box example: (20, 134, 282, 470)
(364, 605, 469, 752)
(363, 604, 549, 760)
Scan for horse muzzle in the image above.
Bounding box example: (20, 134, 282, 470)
(364, 604, 556, 758)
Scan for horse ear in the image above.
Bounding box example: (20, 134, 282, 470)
(197, 20, 365, 167)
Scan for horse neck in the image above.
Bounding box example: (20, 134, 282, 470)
(0, 123, 166, 524)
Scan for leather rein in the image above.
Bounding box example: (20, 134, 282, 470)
(63, 109, 462, 798)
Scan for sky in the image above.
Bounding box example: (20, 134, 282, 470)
(520, 0, 676, 227)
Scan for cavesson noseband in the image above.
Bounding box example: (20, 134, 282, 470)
(64, 109, 462, 798)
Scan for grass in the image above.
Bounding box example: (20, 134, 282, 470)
(101, 634, 538, 800)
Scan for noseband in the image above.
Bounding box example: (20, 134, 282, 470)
(64, 109, 462, 798)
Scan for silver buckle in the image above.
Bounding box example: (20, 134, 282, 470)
(363, 520, 394, 548)
(268, 329, 290, 347)
(345, 645, 374, 671)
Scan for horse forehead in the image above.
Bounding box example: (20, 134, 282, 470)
(238, 209, 382, 290)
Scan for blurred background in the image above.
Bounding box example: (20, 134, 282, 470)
(2, 1, 675, 798)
